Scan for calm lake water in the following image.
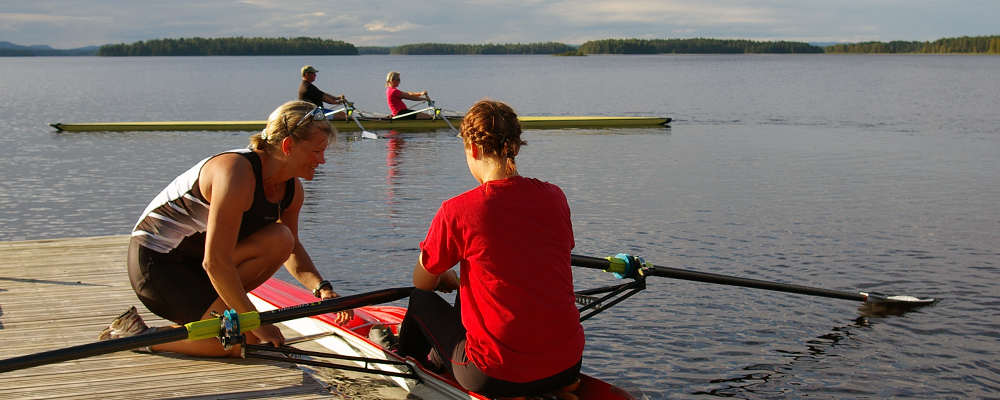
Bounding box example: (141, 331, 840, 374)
(2, 54, 999, 399)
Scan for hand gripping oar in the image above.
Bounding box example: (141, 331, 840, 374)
(0, 286, 414, 373)
(571, 254, 934, 311)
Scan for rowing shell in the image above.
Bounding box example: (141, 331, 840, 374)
(49, 116, 671, 132)
(249, 278, 638, 400)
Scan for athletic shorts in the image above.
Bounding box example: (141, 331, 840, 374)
(127, 237, 219, 324)
(392, 109, 419, 120)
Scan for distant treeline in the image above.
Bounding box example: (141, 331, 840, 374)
(579, 38, 823, 54)
(98, 37, 357, 56)
(26, 35, 1000, 57)
(824, 35, 1000, 54)
(390, 42, 577, 55)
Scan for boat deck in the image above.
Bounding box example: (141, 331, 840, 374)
(49, 116, 671, 132)
(0, 236, 412, 400)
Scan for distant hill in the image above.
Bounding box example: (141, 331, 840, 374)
(0, 41, 99, 56)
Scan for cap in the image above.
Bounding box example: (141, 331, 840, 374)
(301, 65, 319, 75)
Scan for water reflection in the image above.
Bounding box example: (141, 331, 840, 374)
(694, 317, 872, 397)
(384, 132, 405, 221)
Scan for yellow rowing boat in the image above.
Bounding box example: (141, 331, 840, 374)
(50, 116, 671, 132)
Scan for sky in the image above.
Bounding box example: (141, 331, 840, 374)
(1, 0, 998, 49)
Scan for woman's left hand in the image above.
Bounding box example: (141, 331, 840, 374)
(321, 288, 355, 325)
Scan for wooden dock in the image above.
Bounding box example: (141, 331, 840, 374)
(0, 236, 413, 400)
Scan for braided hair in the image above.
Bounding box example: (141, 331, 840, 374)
(460, 99, 526, 174)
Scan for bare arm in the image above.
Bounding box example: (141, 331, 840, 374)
(322, 92, 346, 105)
(280, 179, 354, 324)
(413, 251, 459, 292)
(200, 154, 259, 315)
(279, 179, 328, 292)
(397, 90, 429, 102)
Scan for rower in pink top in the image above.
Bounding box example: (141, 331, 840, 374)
(385, 71, 433, 119)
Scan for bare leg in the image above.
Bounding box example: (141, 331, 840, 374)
(415, 112, 433, 120)
(149, 223, 294, 357)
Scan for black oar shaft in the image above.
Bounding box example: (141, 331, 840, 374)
(0, 327, 188, 373)
(0, 286, 415, 374)
(571, 254, 866, 302)
(260, 287, 414, 325)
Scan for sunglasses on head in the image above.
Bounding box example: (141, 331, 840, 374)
(284, 107, 327, 137)
(295, 107, 327, 126)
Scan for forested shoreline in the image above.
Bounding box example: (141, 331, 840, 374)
(5, 35, 997, 57)
(579, 38, 823, 54)
(824, 36, 1000, 54)
(97, 37, 356, 56)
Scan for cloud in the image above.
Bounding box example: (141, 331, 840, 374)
(364, 21, 421, 33)
(0, 12, 110, 26)
(547, 0, 783, 25)
(1, 0, 998, 48)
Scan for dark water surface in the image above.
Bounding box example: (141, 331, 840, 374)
(1, 55, 998, 398)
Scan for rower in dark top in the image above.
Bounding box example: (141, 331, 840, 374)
(299, 65, 349, 120)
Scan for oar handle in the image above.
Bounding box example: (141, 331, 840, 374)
(571, 254, 867, 302)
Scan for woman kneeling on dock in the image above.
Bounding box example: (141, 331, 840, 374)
(100, 100, 353, 357)
(392, 100, 585, 398)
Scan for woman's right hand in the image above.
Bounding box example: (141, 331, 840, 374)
(436, 269, 459, 293)
(253, 324, 285, 347)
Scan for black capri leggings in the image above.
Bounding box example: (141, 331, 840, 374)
(396, 289, 581, 398)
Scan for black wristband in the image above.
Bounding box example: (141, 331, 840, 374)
(313, 280, 333, 298)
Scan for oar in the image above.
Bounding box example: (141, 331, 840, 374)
(343, 101, 378, 139)
(0, 286, 415, 373)
(426, 98, 461, 135)
(571, 254, 934, 309)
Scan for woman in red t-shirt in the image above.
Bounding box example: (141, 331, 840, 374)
(385, 70, 433, 119)
(392, 99, 585, 398)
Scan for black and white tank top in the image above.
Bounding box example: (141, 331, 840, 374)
(131, 149, 295, 257)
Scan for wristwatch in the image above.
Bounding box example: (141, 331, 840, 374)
(313, 280, 333, 298)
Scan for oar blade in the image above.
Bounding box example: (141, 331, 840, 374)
(361, 130, 378, 139)
(856, 291, 936, 317)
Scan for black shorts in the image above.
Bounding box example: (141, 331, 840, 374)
(127, 237, 219, 324)
(392, 109, 419, 120)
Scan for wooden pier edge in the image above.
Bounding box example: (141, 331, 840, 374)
(0, 235, 345, 399)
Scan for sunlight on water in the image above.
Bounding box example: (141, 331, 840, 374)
(1, 55, 998, 398)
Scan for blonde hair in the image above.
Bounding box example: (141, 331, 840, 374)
(386, 71, 400, 87)
(250, 101, 336, 151)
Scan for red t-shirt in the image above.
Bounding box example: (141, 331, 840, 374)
(386, 86, 408, 116)
(420, 176, 585, 383)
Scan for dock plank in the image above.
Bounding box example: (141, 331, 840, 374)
(0, 236, 337, 399)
